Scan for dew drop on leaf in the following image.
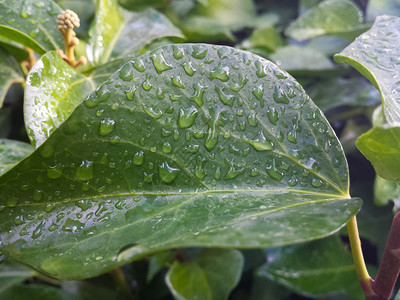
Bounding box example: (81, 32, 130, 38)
(133, 151, 144, 165)
(76, 160, 94, 181)
(210, 65, 230, 82)
(98, 118, 115, 136)
(177, 106, 198, 128)
(159, 162, 180, 184)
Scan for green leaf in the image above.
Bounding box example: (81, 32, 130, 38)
(0, 44, 360, 279)
(257, 236, 363, 299)
(356, 127, 400, 182)
(118, 0, 169, 10)
(147, 250, 175, 282)
(0, 47, 24, 108)
(334, 15, 400, 125)
(0, 37, 29, 62)
(2, 283, 76, 300)
(24, 51, 94, 147)
(0, 0, 64, 55)
(0, 108, 11, 138)
(366, 0, 400, 22)
(166, 249, 244, 300)
(305, 77, 380, 112)
(285, 0, 367, 41)
(0, 139, 33, 176)
(374, 175, 400, 210)
(0, 262, 35, 295)
(87, 0, 183, 64)
(242, 27, 283, 53)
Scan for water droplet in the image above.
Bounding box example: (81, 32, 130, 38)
(125, 86, 136, 101)
(192, 45, 208, 59)
(76, 160, 94, 181)
(205, 126, 218, 151)
(120, 63, 133, 81)
(33, 189, 42, 201)
(210, 65, 230, 82)
(151, 52, 173, 74)
(182, 62, 196, 76)
(40, 144, 54, 158)
(247, 113, 258, 127)
(287, 175, 298, 187)
(47, 164, 63, 179)
(142, 103, 162, 119)
(273, 86, 289, 104)
(32, 221, 45, 239)
(252, 85, 264, 107)
(266, 160, 283, 181)
(267, 107, 279, 125)
(62, 218, 84, 233)
(142, 79, 152, 91)
(215, 86, 235, 106)
(178, 106, 198, 128)
(255, 60, 268, 78)
(245, 131, 273, 151)
(287, 130, 297, 143)
(133, 151, 144, 165)
(191, 83, 205, 107)
(225, 160, 245, 179)
(159, 162, 180, 183)
(172, 75, 184, 88)
(99, 118, 115, 136)
(162, 142, 172, 153)
(172, 45, 184, 59)
(133, 59, 146, 72)
(194, 158, 206, 180)
(311, 178, 323, 188)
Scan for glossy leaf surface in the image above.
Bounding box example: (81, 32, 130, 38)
(285, 0, 366, 41)
(334, 15, 400, 125)
(0, 139, 33, 176)
(374, 176, 400, 210)
(257, 236, 363, 299)
(24, 52, 94, 148)
(356, 127, 400, 182)
(0, 44, 360, 279)
(166, 249, 243, 300)
(87, 0, 183, 64)
(0, 0, 64, 55)
(0, 48, 24, 108)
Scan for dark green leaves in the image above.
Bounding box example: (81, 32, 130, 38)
(0, 0, 64, 54)
(0, 44, 360, 279)
(0, 139, 33, 176)
(0, 47, 24, 108)
(166, 249, 244, 300)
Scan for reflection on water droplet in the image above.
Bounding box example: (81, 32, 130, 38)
(98, 118, 115, 136)
(172, 75, 184, 88)
(225, 160, 245, 179)
(62, 218, 84, 233)
(133, 151, 144, 165)
(133, 59, 146, 72)
(252, 85, 264, 107)
(120, 63, 133, 81)
(151, 52, 173, 74)
(192, 45, 208, 59)
(215, 86, 235, 106)
(210, 65, 230, 82)
(182, 62, 196, 76)
(267, 107, 279, 125)
(20, 11, 30, 18)
(255, 60, 268, 78)
(273, 86, 289, 104)
(266, 160, 283, 181)
(162, 142, 172, 153)
(159, 162, 180, 183)
(245, 131, 273, 151)
(191, 83, 205, 107)
(33, 189, 42, 201)
(178, 106, 198, 128)
(76, 160, 94, 181)
(47, 164, 63, 179)
(311, 178, 323, 188)
(172, 45, 184, 59)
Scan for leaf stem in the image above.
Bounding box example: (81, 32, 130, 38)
(110, 267, 135, 300)
(64, 28, 75, 64)
(347, 216, 375, 297)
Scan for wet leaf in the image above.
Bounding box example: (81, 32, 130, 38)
(0, 139, 33, 176)
(356, 126, 400, 182)
(24, 52, 94, 147)
(285, 0, 368, 41)
(0, 48, 24, 108)
(87, 0, 183, 64)
(374, 175, 400, 210)
(0, 44, 360, 279)
(366, 0, 400, 22)
(0, 0, 64, 55)
(334, 15, 400, 125)
(166, 249, 243, 300)
(257, 236, 363, 299)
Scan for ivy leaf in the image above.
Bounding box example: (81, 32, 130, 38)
(0, 139, 33, 176)
(0, 47, 24, 108)
(166, 249, 244, 300)
(285, 0, 368, 41)
(257, 236, 363, 299)
(0, 44, 360, 279)
(0, 0, 64, 55)
(334, 15, 400, 125)
(87, 0, 183, 64)
(374, 175, 400, 210)
(356, 127, 400, 182)
(24, 51, 94, 148)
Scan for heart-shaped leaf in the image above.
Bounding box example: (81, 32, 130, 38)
(0, 0, 64, 55)
(0, 48, 24, 108)
(0, 140, 33, 176)
(285, 0, 368, 41)
(166, 249, 244, 300)
(0, 44, 360, 279)
(334, 15, 400, 125)
(87, 0, 183, 64)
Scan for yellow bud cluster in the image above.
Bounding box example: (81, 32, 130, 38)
(57, 9, 80, 30)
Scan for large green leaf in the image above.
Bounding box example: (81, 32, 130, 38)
(356, 127, 400, 182)
(334, 15, 400, 125)
(87, 0, 183, 64)
(24, 51, 94, 148)
(257, 236, 363, 299)
(0, 47, 24, 108)
(0, 140, 33, 176)
(0, 0, 64, 55)
(166, 249, 244, 300)
(285, 0, 368, 41)
(0, 44, 360, 279)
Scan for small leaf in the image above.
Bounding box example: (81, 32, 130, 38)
(374, 175, 400, 210)
(0, 0, 64, 55)
(166, 249, 244, 300)
(257, 236, 363, 299)
(242, 27, 282, 52)
(0, 47, 24, 108)
(285, 0, 368, 41)
(356, 127, 400, 182)
(0, 44, 360, 279)
(87, 0, 183, 64)
(24, 51, 94, 147)
(147, 250, 175, 282)
(334, 15, 400, 125)
(0, 139, 33, 176)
